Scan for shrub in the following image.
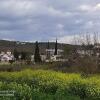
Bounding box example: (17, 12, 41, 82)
(0, 82, 32, 100)
(0, 69, 100, 99)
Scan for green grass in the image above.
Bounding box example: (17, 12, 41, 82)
(0, 69, 100, 100)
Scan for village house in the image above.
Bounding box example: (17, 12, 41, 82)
(94, 43, 100, 57)
(0, 51, 14, 62)
(30, 49, 64, 62)
(77, 43, 100, 57)
(31, 54, 47, 62)
(45, 49, 65, 62)
(46, 49, 63, 56)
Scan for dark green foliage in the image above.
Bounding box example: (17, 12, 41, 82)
(0, 82, 80, 100)
(0, 82, 32, 100)
(54, 39, 57, 55)
(9, 60, 15, 64)
(13, 49, 30, 61)
(20, 52, 27, 60)
(47, 41, 50, 49)
(34, 41, 41, 63)
(47, 41, 50, 59)
(13, 49, 19, 60)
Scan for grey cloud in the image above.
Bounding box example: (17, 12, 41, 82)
(0, 0, 100, 43)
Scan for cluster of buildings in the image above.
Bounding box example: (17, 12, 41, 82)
(1, 44, 100, 64)
(77, 43, 100, 57)
(1, 43, 100, 63)
(45, 49, 65, 62)
(31, 48, 65, 62)
(0, 49, 65, 63)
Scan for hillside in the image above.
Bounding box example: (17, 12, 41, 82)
(0, 40, 76, 54)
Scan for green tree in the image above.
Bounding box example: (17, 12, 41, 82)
(47, 41, 50, 49)
(46, 41, 50, 59)
(21, 52, 27, 60)
(54, 39, 57, 55)
(34, 41, 41, 63)
(13, 49, 19, 60)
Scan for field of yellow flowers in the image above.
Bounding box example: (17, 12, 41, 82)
(0, 69, 100, 100)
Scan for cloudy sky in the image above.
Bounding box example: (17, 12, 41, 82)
(0, 0, 100, 43)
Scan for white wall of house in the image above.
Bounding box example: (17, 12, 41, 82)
(40, 55, 47, 61)
(0, 51, 14, 62)
(31, 55, 34, 62)
(31, 55, 47, 62)
(46, 49, 63, 57)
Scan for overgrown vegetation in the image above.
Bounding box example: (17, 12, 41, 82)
(0, 69, 100, 100)
(0, 60, 100, 74)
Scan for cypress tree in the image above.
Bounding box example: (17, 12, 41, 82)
(20, 51, 27, 60)
(47, 41, 50, 49)
(47, 41, 50, 59)
(54, 39, 58, 55)
(13, 49, 19, 60)
(34, 41, 41, 63)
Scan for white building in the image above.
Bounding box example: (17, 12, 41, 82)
(31, 55, 46, 62)
(0, 51, 14, 62)
(77, 49, 93, 56)
(46, 49, 63, 56)
(31, 55, 34, 62)
(40, 55, 46, 62)
(30, 49, 65, 63)
(46, 49, 66, 62)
